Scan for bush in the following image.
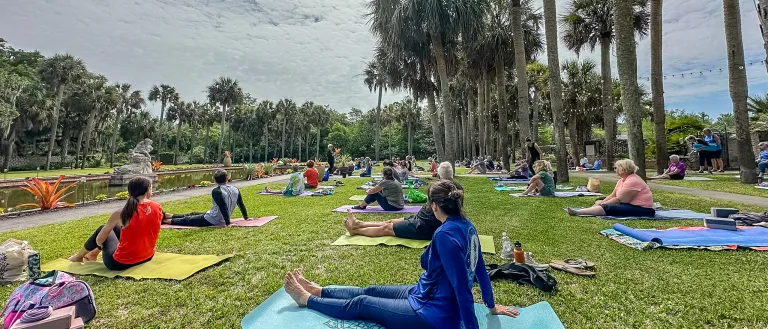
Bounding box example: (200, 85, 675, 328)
(190, 146, 206, 164)
(157, 152, 176, 164)
(199, 180, 212, 187)
(95, 194, 107, 201)
(115, 191, 129, 200)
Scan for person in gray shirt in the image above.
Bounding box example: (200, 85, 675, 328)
(163, 170, 249, 226)
(352, 167, 404, 211)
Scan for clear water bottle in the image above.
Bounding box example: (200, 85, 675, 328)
(501, 232, 513, 260)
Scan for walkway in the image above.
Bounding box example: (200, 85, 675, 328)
(0, 175, 290, 233)
(570, 172, 768, 207)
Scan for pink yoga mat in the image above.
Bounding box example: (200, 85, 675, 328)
(161, 216, 278, 229)
(332, 205, 422, 213)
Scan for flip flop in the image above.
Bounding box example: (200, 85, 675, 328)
(563, 258, 595, 270)
(550, 260, 596, 277)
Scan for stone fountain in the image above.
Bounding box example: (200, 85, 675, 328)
(108, 138, 159, 186)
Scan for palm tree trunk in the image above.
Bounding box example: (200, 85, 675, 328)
(431, 34, 456, 163)
(264, 121, 269, 162)
(109, 111, 121, 168)
(82, 111, 96, 169)
(723, 0, 757, 183)
(651, 0, 668, 174)
(249, 139, 253, 163)
(158, 100, 166, 152)
(205, 124, 211, 163)
(512, 0, 532, 155)
(298, 135, 302, 162)
(468, 95, 476, 158)
(544, 0, 570, 182)
(495, 55, 511, 171)
(477, 80, 485, 156)
(46, 87, 65, 171)
(531, 91, 540, 142)
(375, 85, 383, 161)
(74, 130, 84, 169)
(218, 104, 227, 162)
(189, 125, 196, 164)
(3, 130, 14, 171)
(174, 120, 182, 165)
(316, 127, 321, 160)
(615, 0, 647, 179)
(484, 70, 493, 158)
(281, 116, 287, 158)
(569, 119, 580, 161)
(600, 37, 618, 171)
(60, 125, 72, 166)
(426, 91, 445, 160)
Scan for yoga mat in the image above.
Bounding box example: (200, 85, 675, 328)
(488, 178, 530, 184)
(242, 288, 564, 329)
(495, 186, 527, 191)
(511, 192, 603, 198)
(161, 216, 278, 229)
(569, 208, 709, 220)
(358, 184, 411, 190)
(42, 252, 233, 280)
(756, 185, 768, 190)
(332, 234, 496, 254)
(333, 205, 422, 214)
(612, 224, 768, 247)
(258, 191, 314, 197)
(348, 195, 368, 201)
(683, 176, 714, 181)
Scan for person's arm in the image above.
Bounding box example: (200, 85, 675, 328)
(535, 144, 542, 155)
(236, 192, 249, 220)
(615, 180, 643, 204)
(475, 251, 495, 309)
(434, 233, 480, 329)
(714, 135, 721, 146)
(367, 185, 383, 194)
(95, 211, 122, 248)
(212, 189, 231, 226)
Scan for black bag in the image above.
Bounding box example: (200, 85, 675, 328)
(729, 212, 768, 226)
(486, 263, 557, 293)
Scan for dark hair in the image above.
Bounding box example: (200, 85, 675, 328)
(525, 137, 532, 142)
(120, 176, 152, 226)
(383, 160, 394, 167)
(214, 170, 228, 184)
(428, 180, 465, 217)
(382, 167, 395, 180)
(307, 160, 315, 168)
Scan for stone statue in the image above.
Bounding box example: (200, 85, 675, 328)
(114, 138, 154, 175)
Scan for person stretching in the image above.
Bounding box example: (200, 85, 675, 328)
(566, 159, 655, 217)
(284, 180, 519, 329)
(650, 155, 686, 180)
(522, 160, 556, 196)
(164, 170, 249, 227)
(304, 160, 319, 189)
(345, 162, 460, 240)
(263, 164, 306, 196)
(69, 177, 161, 270)
(353, 167, 404, 211)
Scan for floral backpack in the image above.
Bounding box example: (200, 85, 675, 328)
(2, 271, 96, 328)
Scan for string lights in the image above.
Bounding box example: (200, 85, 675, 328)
(637, 59, 767, 81)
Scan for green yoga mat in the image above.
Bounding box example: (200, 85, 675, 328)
(348, 195, 367, 201)
(332, 234, 496, 254)
(42, 252, 233, 280)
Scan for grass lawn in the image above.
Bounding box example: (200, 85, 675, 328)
(651, 173, 768, 198)
(1, 177, 767, 328)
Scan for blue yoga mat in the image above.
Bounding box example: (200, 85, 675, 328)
(612, 224, 768, 247)
(242, 287, 565, 329)
(569, 208, 708, 220)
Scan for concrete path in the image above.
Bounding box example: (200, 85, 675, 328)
(0, 175, 290, 233)
(570, 172, 768, 207)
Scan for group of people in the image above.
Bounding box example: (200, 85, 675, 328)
(685, 128, 724, 173)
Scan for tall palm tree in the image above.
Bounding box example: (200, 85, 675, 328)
(81, 75, 118, 169)
(722, 0, 757, 183)
(38, 54, 86, 170)
(527, 61, 549, 141)
(363, 58, 388, 161)
(207, 77, 243, 161)
(650, 0, 666, 174)
(562, 59, 603, 161)
(148, 84, 179, 152)
(276, 98, 297, 158)
(512, 0, 533, 156)
(562, 0, 649, 171)
(167, 100, 194, 165)
(614, 0, 647, 178)
(313, 104, 330, 160)
(543, 0, 570, 182)
(256, 100, 274, 161)
(109, 83, 145, 167)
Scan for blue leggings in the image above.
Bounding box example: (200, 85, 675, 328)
(364, 192, 402, 211)
(307, 285, 434, 329)
(759, 162, 767, 173)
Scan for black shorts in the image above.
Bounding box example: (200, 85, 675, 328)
(393, 217, 433, 240)
(602, 203, 656, 217)
(711, 149, 722, 159)
(669, 174, 684, 180)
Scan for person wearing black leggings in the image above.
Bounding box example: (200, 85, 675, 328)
(162, 170, 249, 227)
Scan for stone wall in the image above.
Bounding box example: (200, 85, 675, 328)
(0, 155, 73, 169)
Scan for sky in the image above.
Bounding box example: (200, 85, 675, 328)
(2, 0, 768, 118)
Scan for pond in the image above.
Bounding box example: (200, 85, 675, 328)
(0, 169, 246, 212)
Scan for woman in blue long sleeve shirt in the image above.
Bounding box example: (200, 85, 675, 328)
(283, 180, 519, 329)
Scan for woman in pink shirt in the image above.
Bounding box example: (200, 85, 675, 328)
(567, 159, 655, 217)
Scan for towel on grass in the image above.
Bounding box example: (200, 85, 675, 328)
(332, 234, 496, 254)
(42, 252, 233, 280)
(161, 216, 278, 229)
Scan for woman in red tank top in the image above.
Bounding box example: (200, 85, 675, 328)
(69, 176, 162, 270)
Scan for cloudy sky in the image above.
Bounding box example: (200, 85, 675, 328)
(2, 0, 768, 118)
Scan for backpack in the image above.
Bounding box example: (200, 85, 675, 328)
(486, 263, 557, 293)
(728, 212, 768, 226)
(2, 271, 96, 328)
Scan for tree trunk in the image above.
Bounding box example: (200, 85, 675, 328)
(426, 91, 445, 160)
(74, 130, 84, 169)
(3, 130, 14, 171)
(316, 126, 321, 160)
(249, 139, 253, 163)
(569, 119, 580, 162)
(46, 87, 65, 171)
(615, 0, 647, 179)
(158, 100, 166, 152)
(600, 37, 618, 172)
(218, 104, 227, 162)
(484, 70, 493, 158)
(60, 125, 72, 166)
(512, 0, 532, 156)
(651, 0, 668, 174)
(495, 55, 511, 171)
(375, 85, 383, 161)
(531, 90, 540, 143)
(189, 125, 196, 164)
(477, 80, 486, 156)
(468, 94, 476, 158)
(174, 120, 182, 165)
(431, 34, 456, 163)
(109, 110, 121, 168)
(81, 111, 96, 169)
(281, 115, 287, 158)
(544, 0, 570, 182)
(298, 135, 302, 162)
(205, 124, 211, 163)
(723, 0, 758, 183)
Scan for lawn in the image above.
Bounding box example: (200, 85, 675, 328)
(0, 177, 766, 328)
(650, 173, 768, 198)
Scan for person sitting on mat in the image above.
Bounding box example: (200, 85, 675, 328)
(467, 157, 487, 174)
(353, 167, 404, 211)
(164, 170, 250, 227)
(68, 176, 161, 270)
(304, 160, 319, 189)
(486, 156, 495, 171)
(579, 156, 590, 168)
(757, 142, 768, 180)
(566, 159, 655, 217)
(650, 155, 686, 180)
(263, 164, 305, 196)
(344, 162, 461, 240)
(509, 159, 530, 179)
(284, 180, 519, 329)
(584, 159, 603, 171)
(522, 160, 556, 196)
(360, 157, 373, 177)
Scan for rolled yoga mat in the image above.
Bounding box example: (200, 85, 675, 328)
(612, 223, 768, 247)
(241, 287, 565, 329)
(333, 205, 422, 214)
(332, 234, 496, 254)
(161, 217, 278, 229)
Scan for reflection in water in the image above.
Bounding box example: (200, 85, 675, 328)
(0, 169, 245, 211)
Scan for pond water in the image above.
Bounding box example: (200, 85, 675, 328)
(0, 169, 245, 211)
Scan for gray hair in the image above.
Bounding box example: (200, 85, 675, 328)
(669, 154, 680, 162)
(437, 161, 454, 180)
(292, 164, 300, 172)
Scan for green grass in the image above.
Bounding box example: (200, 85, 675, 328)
(651, 173, 768, 198)
(1, 177, 767, 328)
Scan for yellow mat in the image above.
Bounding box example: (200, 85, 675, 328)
(42, 252, 233, 280)
(332, 234, 496, 254)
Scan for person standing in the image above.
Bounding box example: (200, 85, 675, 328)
(326, 144, 336, 177)
(525, 137, 542, 169)
(703, 128, 723, 172)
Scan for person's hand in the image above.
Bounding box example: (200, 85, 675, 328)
(594, 200, 604, 206)
(489, 305, 519, 318)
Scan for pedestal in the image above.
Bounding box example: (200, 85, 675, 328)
(108, 173, 158, 186)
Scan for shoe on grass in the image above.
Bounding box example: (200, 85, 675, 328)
(523, 252, 549, 271)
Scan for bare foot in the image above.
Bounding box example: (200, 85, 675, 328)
(343, 217, 357, 235)
(284, 272, 311, 307)
(566, 208, 578, 216)
(292, 269, 322, 296)
(68, 254, 83, 262)
(84, 249, 100, 261)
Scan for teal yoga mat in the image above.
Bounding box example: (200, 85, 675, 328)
(242, 287, 565, 329)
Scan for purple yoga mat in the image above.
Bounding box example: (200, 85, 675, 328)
(333, 205, 422, 214)
(161, 216, 278, 229)
(258, 191, 314, 196)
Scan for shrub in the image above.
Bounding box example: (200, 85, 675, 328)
(115, 191, 129, 200)
(243, 163, 256, 180)
(199, 181, 212, 187)
(263, 163, 274, 176)
(157, 152, 175, 164)
(95, 194, 107, 201)
(19, 176, 77, 210)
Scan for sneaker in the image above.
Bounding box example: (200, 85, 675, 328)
(523, 252, 549, 271)
(351, 205, 365, 210)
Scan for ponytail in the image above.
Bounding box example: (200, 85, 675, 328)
(119, 176, 152, 226)
(120, 197, 139, 226)
(428, 180, 466, 217)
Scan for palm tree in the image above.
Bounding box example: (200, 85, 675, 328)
(167, 100, 195, 165)
(650, 0, 666, 174)
(207, 77, 243, 161)
(109, 83, 145, 167)
(148, 84, 179, 152)
(312, 104, 330, 160)
(81, 75, 118, 169)
(275, 98, 297, 158)
(527, 61, 549, 141)
(562, 59, 603, 161)
(562, 0, 649, 171)
(614, 0, 648, 178)
(363, 58, 389, 161)
(512, 0, 533, 157)
(543, 0, 570, 182)
(38, 54, 86, 170)
(722, 0, 757, 183)
(256, 100, 274, 161)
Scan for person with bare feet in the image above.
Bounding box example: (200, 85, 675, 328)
(285, 180, 520, 329)
(262, 164, 305, 196)
(566, 159, 655, 218)
(162, 169, 249, 227)
(343, 162, 461, 240)
(352, 167, 404, 211)
(68, 177, 161, 270)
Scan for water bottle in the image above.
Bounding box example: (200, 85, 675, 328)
(501, 232, 513, 260)
(514, 241, 525, 264)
